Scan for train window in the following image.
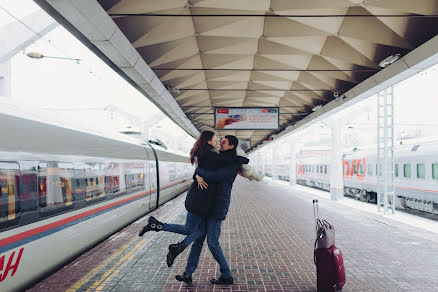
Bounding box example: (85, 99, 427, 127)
(324, 165, 327, 174)
(368, 164, 372, 176)
(403, 164, 411, 178)
(376, 164, 382, 176)
(84, 163, 105, 201)
(125, 163, 146, 191)
(0, 162, 20, 224)
(38, 162, 74, 210)
(105, 163, 121, 194)
(359, 164, 364, 175)
(394, 164, 398, 177)
(432, 164, 438, 179)
(417, 164, 425, 179)
(353, 164, 357, 174)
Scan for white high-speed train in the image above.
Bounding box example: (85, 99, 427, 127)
(0, 101, 194, 292)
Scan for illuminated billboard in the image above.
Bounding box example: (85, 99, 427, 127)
(214, 107, 279, 130)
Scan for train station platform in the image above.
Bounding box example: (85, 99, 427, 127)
(29, 178, 438, 292)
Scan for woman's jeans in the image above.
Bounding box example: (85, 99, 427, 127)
(162, 212, 206, 248)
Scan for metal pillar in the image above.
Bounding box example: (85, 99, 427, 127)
(289, 136, 296, 186)
(329, 118, 344, 200)
(377, 87, 395, 214)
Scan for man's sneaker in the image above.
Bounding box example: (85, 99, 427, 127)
(166, 242, 185, 267)
(210, 276, 234, 285)
(175, 272, 192, 284)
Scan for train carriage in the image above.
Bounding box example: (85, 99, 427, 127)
(0, 102, 194, 292)
(296, 142, 438, 215)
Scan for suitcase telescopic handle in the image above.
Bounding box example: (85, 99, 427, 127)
(312, 199, 319, 232)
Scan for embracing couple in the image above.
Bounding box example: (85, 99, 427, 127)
(139, 131, 262, 286)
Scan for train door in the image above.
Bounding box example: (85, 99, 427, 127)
(145, 146, 160, 209)
(144, 145, 157, 210)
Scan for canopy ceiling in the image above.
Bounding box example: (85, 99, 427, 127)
(38, 0, 438, 149)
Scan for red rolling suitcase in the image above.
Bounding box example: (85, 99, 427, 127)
(314, 245, 346, 291)
(313, 200, 346, 292)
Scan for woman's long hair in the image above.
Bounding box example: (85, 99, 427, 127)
(190, 131, 215, 165)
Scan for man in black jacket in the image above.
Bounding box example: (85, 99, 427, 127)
(175, 135, 248, 286)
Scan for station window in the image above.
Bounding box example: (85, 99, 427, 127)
(432, 164, 438, 179)
(394, 164, 398, 177)
(0, 162, 20, 224)
(403, 164, 411, 178)
(417, 164, 425, 179)
(38, 162, 75, 210)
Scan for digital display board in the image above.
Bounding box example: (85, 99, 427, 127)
(214, 107, 279, 130)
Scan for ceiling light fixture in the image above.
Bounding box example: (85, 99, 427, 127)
(27, 52, 81, 64)
(379, 53, 401, 68)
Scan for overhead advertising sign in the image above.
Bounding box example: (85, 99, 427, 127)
(214, 107, 279, 130)
(238, 138, 251, 151)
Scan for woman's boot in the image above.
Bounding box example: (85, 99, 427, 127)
(166, 242, 185, 267)
(139, 216, 164, 236)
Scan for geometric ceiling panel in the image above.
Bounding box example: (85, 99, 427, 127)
(338, 7, 413, 49)
(107, 0, 188, 14)
(132, 15, 195, 47)
(95, 0, 438, 148)
(320, 36, 380, 68)
(206, 70, 251, 81)
(363, 0, 438, 15)
(198, 36, 259, 54)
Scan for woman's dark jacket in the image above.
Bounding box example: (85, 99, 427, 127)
(185, 146, 240, 218)
(194, 149, 249, 220)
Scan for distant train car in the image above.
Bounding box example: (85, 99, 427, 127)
(0, 103, 194, 292)
(296, 155, 331, 191)
(295, 143, 438, 215)
(343, 143, 438, 214)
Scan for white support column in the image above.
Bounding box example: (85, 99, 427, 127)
(272, 143, 277, 180)
(0, 60, 11, 97)
(329, 117, 344, 201)
(262, 149, 266, 177)
(289, 136, 296, 186)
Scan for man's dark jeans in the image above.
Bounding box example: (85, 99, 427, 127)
(184, 217, 232, 278)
